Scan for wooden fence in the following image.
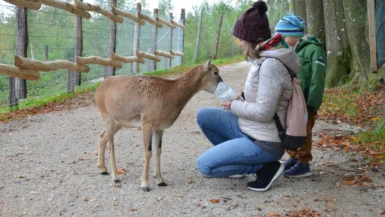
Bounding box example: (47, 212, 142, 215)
(0, 0, 185, 107)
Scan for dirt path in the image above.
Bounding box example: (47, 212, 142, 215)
(1, 62, 384, 217)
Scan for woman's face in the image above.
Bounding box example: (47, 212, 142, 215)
(239, 39, 245, 48)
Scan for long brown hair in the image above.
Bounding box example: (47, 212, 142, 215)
(242, 38, 264, 61)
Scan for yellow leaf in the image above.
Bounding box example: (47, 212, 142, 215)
(371, 117, 381, 122)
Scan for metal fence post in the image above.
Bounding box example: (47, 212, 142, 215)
(133, 3, 141, 74)
(148, 8, 158, 72)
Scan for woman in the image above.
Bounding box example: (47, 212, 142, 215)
(196, 0, 301, 192)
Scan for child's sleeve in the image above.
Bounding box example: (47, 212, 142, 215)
(307, 46, 326, 112)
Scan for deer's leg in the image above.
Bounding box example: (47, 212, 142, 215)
(108, 123, 122, 183)
(141, 125, 153, 192)
(153, 130, 167, 186)
(98, 129, 109, 175)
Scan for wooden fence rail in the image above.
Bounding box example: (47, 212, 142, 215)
(0, 1, 185, 108)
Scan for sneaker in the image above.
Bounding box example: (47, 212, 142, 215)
(247, 161, 284, 192)
(228, 174, 246, 179)
(201, 174, 245, 179)
(284, 158, 298, 170)
(283, 162, 312, 177)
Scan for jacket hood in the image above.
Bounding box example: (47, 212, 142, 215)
(259, 47, 301, 75)
(296, 35, 322, 52)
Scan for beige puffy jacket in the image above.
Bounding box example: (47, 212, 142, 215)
(230, 48, 301, 143)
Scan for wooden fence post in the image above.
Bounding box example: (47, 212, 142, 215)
(367, 0, 377, 72)
(44, 45, 48, 60)
(67, 57, 75, 92)
(177, 9, 185, 65)
(105, 0, 117, 78)
(74, 0, 83, 85)
(133, 2, 141, 74)
(148, 8, 158, 72)
(9, 7, 28, 107)
(214, 12, 224, 60)
(165, 12, 173, 68)
(68, 0, 84, 93)
(194, 9, 203, 63)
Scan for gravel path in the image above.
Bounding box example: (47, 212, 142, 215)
(1, 61, 384, 217)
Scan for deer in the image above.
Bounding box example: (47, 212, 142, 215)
(95, 58, 222, 191)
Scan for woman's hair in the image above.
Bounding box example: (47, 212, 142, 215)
(242, 37, 264, 60)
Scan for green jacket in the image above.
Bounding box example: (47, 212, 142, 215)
(295, 36, 326, 113)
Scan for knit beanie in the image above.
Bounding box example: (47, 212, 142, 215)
(275, 14, 307, 37)
(232, 1, 271, 44)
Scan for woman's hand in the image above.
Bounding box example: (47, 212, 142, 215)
(235, 92, 243, 100)
(220, 101, 232, 111)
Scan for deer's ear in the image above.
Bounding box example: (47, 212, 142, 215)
(203, 56, 212, 72)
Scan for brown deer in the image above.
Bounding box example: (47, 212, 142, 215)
(95, 58, 222, 191)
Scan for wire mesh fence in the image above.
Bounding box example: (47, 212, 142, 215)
(0, 1, 185, 109)
(0, 3, 17, 107)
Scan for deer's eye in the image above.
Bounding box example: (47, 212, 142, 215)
(214, 71, 218, 76)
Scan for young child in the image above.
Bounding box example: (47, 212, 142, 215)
(275, 14, 327, 177)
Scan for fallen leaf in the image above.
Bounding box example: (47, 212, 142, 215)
(131, 208, 138, 212)
(114, 202, 119, 206)
(371, 117, 381, 122)
(117, 168, 126, 175)
(5, 158, 12, 160)
(268, 212, 280, 217)
(16, 175, 26, 178)
(79, 158, 90, 161)
(378, 209, 385, 215)
(114, 183, 121, 188)
(176, 195, 184, 198)
(209, 199, 220, 204)
(188, 180, 194, 184)
(326, 203, 337, 212)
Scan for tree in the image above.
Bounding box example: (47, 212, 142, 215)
(293, 0, 306, 29)
(158, 0, 173, 16)
(323, 0, 351, 87)
(305, 0, 325, 49)
(342, 0, 370, 86)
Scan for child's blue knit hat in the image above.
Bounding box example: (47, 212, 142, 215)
(275, 14, 306, 37)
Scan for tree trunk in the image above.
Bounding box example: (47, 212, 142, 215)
(323, 0, 351, 87)
(289, 0, 294, 13)
(293, 0, 307, 29)
(342, 0, 370, 86)
(305, 0, 325, 49)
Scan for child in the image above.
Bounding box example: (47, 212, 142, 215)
(275, 14, 327, 177)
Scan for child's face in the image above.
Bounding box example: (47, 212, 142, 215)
(284, 36, 301, 47)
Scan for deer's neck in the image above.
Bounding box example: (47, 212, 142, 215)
(172, 68, 203, 107)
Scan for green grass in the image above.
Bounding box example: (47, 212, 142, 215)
(0, 55, 244, 115)
(0, 82, 100, 114)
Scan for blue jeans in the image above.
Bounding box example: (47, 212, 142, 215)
(196, 107, 280, 178)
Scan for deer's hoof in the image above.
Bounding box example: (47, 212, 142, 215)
(141, 187, 151, 192)
(113, 178, 121, 183)
(100, 171, 109, 175)
(157, 182, 167, 187)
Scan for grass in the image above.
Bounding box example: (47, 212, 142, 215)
(317, 83, 385, 165)
(0, 55, 244, 121)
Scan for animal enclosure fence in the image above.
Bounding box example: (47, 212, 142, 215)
(0, 0, 185, 108)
